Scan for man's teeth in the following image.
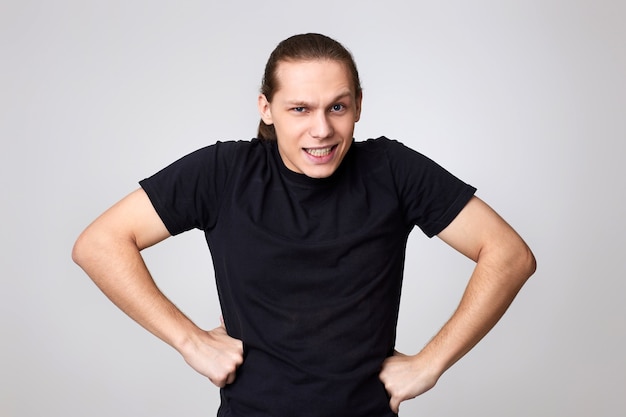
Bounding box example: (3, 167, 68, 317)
(306, 147, 332, 157)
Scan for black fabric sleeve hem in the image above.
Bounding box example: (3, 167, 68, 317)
(139, 178, 184, 236)
(422, 185, 477, 238)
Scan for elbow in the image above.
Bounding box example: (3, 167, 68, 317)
(72, 223, 141, 274)
(487, 238, 536, 287)
(523, 245, 537, 280)
(71, 230, 92, 270)
(514, 242, 537, 283)
(71, 226, 108, 271)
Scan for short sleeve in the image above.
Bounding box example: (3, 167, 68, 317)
(383, 138, 476, 237)
(139, 141, 239, 235)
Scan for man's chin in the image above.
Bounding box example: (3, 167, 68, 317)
(301, 164, 338, 179)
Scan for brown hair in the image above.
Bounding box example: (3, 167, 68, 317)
(257, 33, 362, 140)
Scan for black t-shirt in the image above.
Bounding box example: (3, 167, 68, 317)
(140, 137, 476, 417)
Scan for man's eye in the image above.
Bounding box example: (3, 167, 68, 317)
(292, 107, 306, 113)
(331, 104, 345, 112)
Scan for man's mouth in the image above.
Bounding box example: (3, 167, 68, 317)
(304, 145, 336, 157)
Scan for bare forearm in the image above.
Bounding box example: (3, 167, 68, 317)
(73, 230, 244, 386)
(72, 228, 200, 351)
(418, 244, 536, 376)
(380, 243, 535, 413)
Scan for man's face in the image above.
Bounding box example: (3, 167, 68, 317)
(258, 59, 362, 178)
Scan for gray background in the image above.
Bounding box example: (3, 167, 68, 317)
(2, 0, 625, 416)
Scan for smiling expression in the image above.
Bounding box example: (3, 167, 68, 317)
(258, 59, 362, 178)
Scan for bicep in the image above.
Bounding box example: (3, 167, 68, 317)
(82, 188, 171, 251)
(436, 196, 527, 263)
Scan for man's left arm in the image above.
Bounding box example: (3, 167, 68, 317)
(380, 196, 537, 413)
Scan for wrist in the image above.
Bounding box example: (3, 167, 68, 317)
(168, 319, 206, 355)
(410, 349, 447, 383)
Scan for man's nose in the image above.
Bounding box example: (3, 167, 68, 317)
(309, 112, 333, 139)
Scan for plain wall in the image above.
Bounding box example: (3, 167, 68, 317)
(2, 1, 625, 416)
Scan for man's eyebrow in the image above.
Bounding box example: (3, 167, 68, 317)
(284, 100, 311, 107)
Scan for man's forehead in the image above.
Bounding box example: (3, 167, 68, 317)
(273, 61, 355, 103)
(275, 60, 352, 85)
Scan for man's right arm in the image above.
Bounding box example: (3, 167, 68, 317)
(72, 188, 243, 387)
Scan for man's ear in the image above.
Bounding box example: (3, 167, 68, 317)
(354, 91, 363, 123)
(258, 94, 273, 125)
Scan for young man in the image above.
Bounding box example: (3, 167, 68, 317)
(73, 33, 536, 416)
